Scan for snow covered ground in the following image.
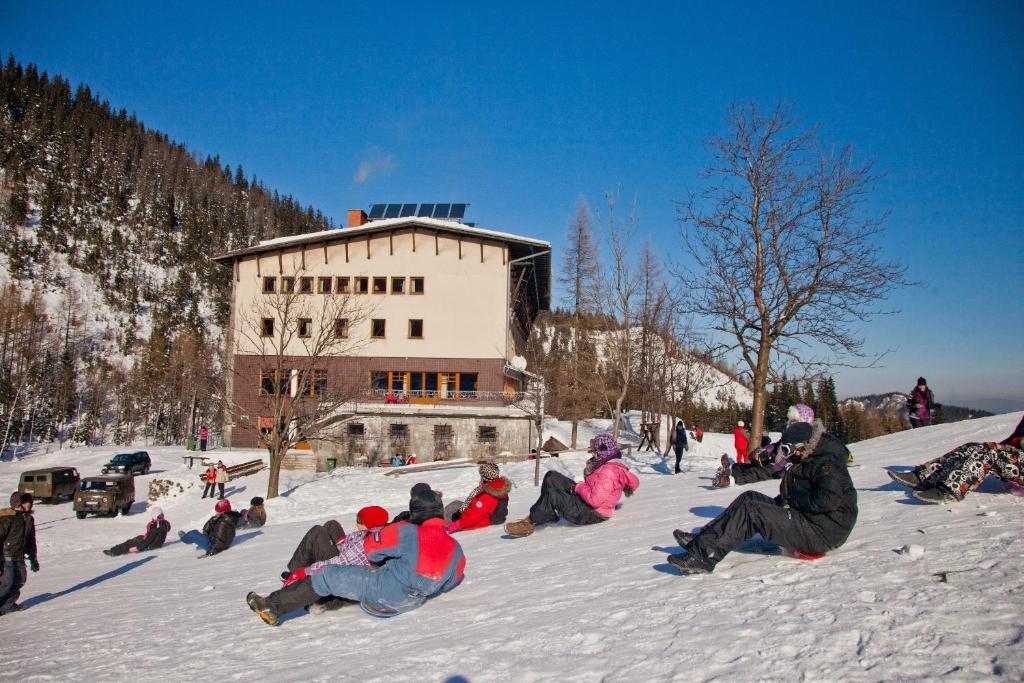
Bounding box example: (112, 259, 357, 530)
(1, 413, 1022, 681)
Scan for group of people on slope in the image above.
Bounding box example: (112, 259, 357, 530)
(177, 496, 267, 557)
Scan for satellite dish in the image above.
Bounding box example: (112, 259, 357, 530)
(510, 355, 528, 371)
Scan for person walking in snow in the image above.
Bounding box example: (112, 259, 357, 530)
(907, 377, 935, 429)
(443, 463, 511, 533)
(716, 405, 816, 488)
(733, 421, 750, 463)
(215, 461, 229, 499)
(201, 464, 217, 499)
(104, 507, 171, 556)
(888, 414, 1024, 504)
(179, 499, 241, 557)
(504, 433, 640, 538)
(669, 421, 689, 474)
(667, 417, 857, 575)
(199, 425, 209, 451)
(0, 492, 38, 615)
(246, 486, 464, 625)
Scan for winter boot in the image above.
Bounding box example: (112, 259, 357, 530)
(668, 552, 713, 575)
(246, 592, 280, 626)
(673, 529, 696, 547)
(103, 549, 114, 556)
(309, 596, 358, 615)
(913, 486, 959, 505)
(887, 470, 921, 488)
(504, 517, 534, 538)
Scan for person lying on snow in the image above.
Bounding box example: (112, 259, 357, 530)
(178, 499, 241, 557)
(276, 505, 390, 615)
(668, 418, 858, 575)
(888, 414, 1024, 504)
(103, 507, 170, 556)
(237, 497, 267, 530)
(504, 432, 640, 538)
(246, 485, 464, 625)
(443, 462, 511, 533)
(715, 404, 817, 488)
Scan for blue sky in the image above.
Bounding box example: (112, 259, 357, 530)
(2, 1, 1022, 409)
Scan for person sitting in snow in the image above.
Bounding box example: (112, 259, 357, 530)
(390, 453, 403, 467)
(667, 416, 858, 575)
(504, 432, 640, 538)
(887, 414, 1024, 504)
(443, 463, 511, 533)
(178, 499, 241, 557)
(103, 506, 171, 556)
(715, 405, 816, 488)
(238, 497, 267, 530)
(246, 485, 464, 625)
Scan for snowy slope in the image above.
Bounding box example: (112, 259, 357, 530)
(1, 415, 1022, 681)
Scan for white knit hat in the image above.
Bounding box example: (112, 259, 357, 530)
(737, 420, 745, 427)
(150, 506, 164, 519)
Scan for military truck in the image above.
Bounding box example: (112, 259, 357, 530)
(18, 467, 80, 504)
(73, 474, 135, 518)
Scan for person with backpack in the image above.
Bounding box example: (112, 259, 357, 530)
(504, 433, 640, 538)
(246, 485, 465, 625)
(104, 507, 171, 556)
(888, 414, 1024, 503)
(443, 463, 511, 533)
(907, 377, 935, 428)
(667, 416, 857, 575)
(0, 492, 38, 615)
(669, 421, 689, 474)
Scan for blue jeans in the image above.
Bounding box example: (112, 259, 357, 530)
(312, 565, 427, 617)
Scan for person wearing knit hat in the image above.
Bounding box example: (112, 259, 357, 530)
(0, 492, 37, 614)
(356, 506, 389, 529)
(443, 462, 512, 533)
(103, 506, 171, 557)
(505, 432, 640, 538)
(907, 377, 935, 429)
(787, 404, 815, 424)
(390, 482, 445, 525)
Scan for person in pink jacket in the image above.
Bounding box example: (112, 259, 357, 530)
(505, 432, 639, 537)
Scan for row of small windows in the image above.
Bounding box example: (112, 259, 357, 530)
(262, 276, 425, 295)
(260, 318, 423, 340)
(346, 422, 497, 443)
(259, 370, 481, 400)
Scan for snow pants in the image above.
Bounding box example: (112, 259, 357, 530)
(202, 482, 216, 498)
(106, 535, 147, 556)
(916, 443, 1023, 499)
(0, 559, 27, 615)
(529, 471, 606, 527)
(731, 462, 775, 486)
(287, 521, 345, 572)
(267, 576, 322, 615)
(690, 490, 832, 568)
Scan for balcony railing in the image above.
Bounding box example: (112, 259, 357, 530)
(368, 388, 527, 406)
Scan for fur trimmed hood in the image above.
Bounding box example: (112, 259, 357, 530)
(481, 477, 512, 499)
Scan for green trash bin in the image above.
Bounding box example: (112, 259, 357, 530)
(326, 457, 337, 472)
(186, 436, 196, 451)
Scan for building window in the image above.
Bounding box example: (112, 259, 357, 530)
(372, 276, 387, 294)
(281, 277, 295, 294)
(390, 424, 409, 438)
(318, 277, 333, 294)
(334, 318, 349, 339)
(311, 369, 327, 397)
(300, 277, 314, 294)
(370, 371, 388, 392)
(355, 277, 369, 294)
(391, 277, 406, 294)
(459, 373, 478, 393)
(408, 319, 423, 339)
(348, 423, 365, 436)
(371, 319, 386, 338)
(336, 277, 351, 294)
(478, 426, 498, 443)
(298, 318, 312, 338)
(260, 369, 290, 396)
(260, 318, 274, 337)
(410, 277, 425, 294)
(262, 277, 277, 294)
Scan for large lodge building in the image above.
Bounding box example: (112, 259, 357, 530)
(212, 203, 551, 468)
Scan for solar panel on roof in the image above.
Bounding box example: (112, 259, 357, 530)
(383, 203, 401, 219)
(417, 203, 435, 217)
(368, 204, 387, 219)
(449, 203, 467, 219)
(433, 203, 451, 219)
(399, 203, 417, 217)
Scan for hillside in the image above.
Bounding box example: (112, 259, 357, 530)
(1, 412, 1021, 680)
(843, 392, 994, 424)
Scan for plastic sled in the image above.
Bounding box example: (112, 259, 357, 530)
(1008, 481, 1024, 497)
(783, 548, 826, 561)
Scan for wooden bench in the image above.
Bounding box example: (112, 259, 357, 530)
(182, 454, 212, 469)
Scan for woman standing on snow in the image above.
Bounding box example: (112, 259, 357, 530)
(504, 433, 639, 538)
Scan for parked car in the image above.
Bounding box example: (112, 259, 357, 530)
(18, 467, 80, 504)
(73, 475, 135, 518)
(101, 451, 151, 475)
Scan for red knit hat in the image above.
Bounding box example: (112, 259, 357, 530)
(356, 505, 389, 528)
(215, 499, 232, 513)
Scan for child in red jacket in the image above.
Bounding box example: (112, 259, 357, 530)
(444, 463, 511, 533)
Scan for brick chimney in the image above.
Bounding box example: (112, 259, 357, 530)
(347, 209, 368, 228)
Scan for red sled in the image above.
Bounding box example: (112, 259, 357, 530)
(783, 548, 826, 561)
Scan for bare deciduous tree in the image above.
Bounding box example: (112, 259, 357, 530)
(231, 268, 373, 498)
(677, 102, 907, 449)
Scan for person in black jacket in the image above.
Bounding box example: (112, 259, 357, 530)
(178, 499, 241, 557)
(667, 419, 858, 575)
(103, 507, 171, 556)
(669, 421, 689, 474)
(0, 492, 39, 615)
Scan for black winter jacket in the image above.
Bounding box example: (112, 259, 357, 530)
(202, 511, 240, 555)
(779, 421, 858, 548)
(0, 509, 37, 561)
(138, 519, 171, 552)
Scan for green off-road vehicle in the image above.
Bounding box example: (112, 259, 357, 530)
(73, 474, 135, 518)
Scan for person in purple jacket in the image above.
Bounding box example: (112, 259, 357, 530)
(907, 377, 935, 428)
(504, 432, 640, 538)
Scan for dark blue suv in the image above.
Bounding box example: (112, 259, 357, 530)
(101, 451, 151, 475)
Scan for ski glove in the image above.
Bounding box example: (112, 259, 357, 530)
(623, 485, 635, 497)
(29, 558, 40, 572)
(282, 568, 307, 587)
